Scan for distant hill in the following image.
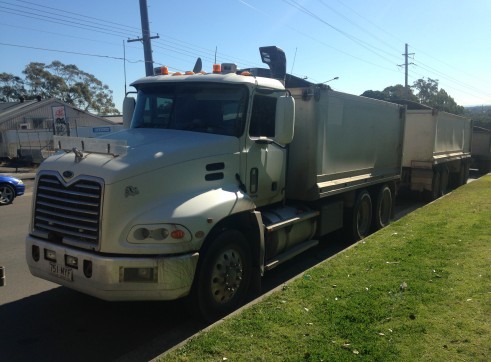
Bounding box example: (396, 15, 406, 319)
(465, 105, 491, 113)
(465, 105, 491, 129)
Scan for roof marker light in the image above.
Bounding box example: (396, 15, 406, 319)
(212, 64, 221, 74)
(160, 66, 169, 75)
(185, 71, 194, 75)
(172, 72, 182, 76)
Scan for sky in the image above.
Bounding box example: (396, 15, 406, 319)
(1, 0, 490, 112)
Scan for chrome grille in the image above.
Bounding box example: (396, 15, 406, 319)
(34, 173, 103, 249)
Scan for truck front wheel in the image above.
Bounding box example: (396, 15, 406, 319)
(190, 230, 252, 322)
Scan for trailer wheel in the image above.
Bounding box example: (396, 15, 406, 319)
(190, 230, 252, 322)
(348, 190, 372, 241)
(372, 185, 393, 231)
(454, 162, 469, 187)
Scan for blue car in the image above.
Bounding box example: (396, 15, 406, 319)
(0, 175, 25, 205)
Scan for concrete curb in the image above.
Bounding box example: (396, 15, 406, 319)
(0, 172, 36, 180)
(0, 167, 37, 180)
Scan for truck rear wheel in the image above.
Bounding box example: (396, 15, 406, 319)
(428, 170, 441, 201)
(462, 162, 470, 184)
(372, 185, 393, 231)
(347, 190, 372, 241)
(440, 168, 449, 196)
(190, 230, 252, 322)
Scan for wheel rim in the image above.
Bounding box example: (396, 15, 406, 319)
(0, 186, 14, 204)
(356, 195, 372, 237)
(210, 247, 243, 304)
(378, 188, 392, 226)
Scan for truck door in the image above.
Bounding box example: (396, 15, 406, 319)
(245, 93, 287, 207)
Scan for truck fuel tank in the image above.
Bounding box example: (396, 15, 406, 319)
(261, 206, 318, 259)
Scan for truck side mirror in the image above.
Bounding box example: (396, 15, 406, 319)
(123, 97, 136, 129)
(275, 96, 295, 145)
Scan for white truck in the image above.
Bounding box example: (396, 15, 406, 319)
(26, 46, 405, 320)
(399, 102, 472, 200)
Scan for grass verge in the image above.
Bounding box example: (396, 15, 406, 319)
(162, 176, 491, 361)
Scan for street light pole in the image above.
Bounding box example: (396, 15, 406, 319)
(321, 76, 339, 84)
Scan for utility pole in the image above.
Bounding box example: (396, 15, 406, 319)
(128, 0, 160, 76)
(399, 43, 414, 100)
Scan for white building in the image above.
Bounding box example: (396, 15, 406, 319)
(0, 98, 122, 163)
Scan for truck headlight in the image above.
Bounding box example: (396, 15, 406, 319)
(127, 224, 191, 244)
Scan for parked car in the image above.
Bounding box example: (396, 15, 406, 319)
(0, 175, 25, 205)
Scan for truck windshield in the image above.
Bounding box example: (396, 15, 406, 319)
(131, 83, 248, 137)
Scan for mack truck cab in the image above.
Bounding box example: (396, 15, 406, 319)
(26, 47, 312, 321)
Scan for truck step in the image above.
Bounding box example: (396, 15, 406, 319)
(265, 210, 319, 233)
(265, 239, 319, 271)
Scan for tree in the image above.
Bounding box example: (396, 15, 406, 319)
(412, 78, 464, 115)
(44, 61, 118, 114)
(360, 90, 386, 101)
(23, 62, 66, 101)
(0, 72, 26, 102)
(0, 61, 119, 115)
(383, 84, 417, 101)
(363, 79, 465, 115)
(428, 89, 464, 115)
(465, 106, 491, 129)
(361, 84, 417, 102)
(412, 77, 439, 105)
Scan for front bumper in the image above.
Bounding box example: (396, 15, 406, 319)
(26, 236, 199, 301)
(15, 182, 25, 196)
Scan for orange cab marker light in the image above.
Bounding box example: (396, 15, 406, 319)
(212, 64, 221, 74)
(161, 66, 169, 75)
(241, 71, 252, 76)
(185, 71, 194, 75)
(172, 72, 182, 76)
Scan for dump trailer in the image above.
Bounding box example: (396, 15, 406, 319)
(471, 126, 491, 174)
(400, 103, 472, 200)
(26, 46, 405, 321)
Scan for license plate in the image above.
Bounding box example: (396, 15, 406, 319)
(49, 263, 73, 281)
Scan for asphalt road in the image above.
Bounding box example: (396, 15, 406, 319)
(1, 175, 478, 361)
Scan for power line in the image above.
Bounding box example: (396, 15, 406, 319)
(0, 8, 131, 38)
(7, 0, 145, 34)
(0, 21, 133, 48)
(0, 41, 146, 63)
(316, 0, 402, 55)
(332, 0, 491, 102)
(236, 0, 401, 77)
(282, 0, 401, 65)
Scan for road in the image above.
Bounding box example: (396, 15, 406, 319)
(0, 175, 477, 361)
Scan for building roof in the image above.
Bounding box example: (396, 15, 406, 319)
(0, 100, 41, 119)
(0, 98, 114, 126)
